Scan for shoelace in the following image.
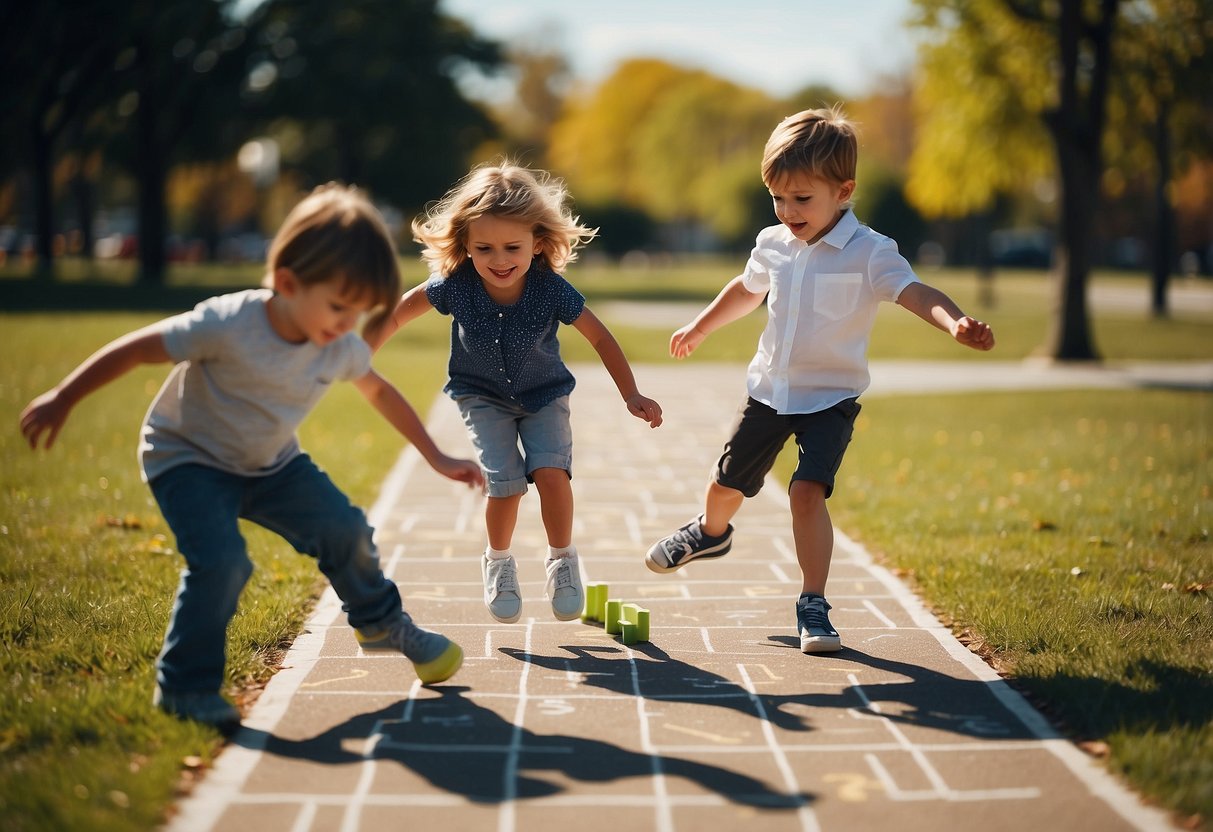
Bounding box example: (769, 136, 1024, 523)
(799, 600, 831, 632)
(551, 560, 572, 590)
(665, 524, 702, 556)
(492, 560, 519, 594)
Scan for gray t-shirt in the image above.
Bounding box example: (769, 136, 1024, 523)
(138, 289, 371, 482)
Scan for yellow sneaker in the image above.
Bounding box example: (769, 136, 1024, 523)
(356, 612, 464, 685)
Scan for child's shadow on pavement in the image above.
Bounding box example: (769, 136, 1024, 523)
(501, 642, 819, 733)
(504, 639, 1037, 741)
(236, 685, 811, 808)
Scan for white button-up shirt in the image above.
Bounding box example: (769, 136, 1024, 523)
(741, 210, 919, 414)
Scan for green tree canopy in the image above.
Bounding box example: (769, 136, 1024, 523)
(549, 59, 780, 246)
(906, 1, 1055, 219)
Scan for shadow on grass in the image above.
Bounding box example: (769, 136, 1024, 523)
(1015, 659, 1213, 742)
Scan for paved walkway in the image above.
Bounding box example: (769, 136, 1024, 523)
(165, 361, 1201, 832)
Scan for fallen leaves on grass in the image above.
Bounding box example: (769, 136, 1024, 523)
(1160, 581, 1210, 594)
(1078, 740, 1110, 758)
(132, 534, 174, 556)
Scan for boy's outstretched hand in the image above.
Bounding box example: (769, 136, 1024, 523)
(19, 391, 70, 450)
(433, 455, 486, 489)
(953, 316, 995, 351)
(625, 393, 663, 428)
(669, 324, 706, 360)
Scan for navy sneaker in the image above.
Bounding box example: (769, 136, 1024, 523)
(645, 515, 733, 573)
(797, 593, 842, 653)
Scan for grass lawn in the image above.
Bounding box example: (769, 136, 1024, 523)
(1, 261, 1210, 829)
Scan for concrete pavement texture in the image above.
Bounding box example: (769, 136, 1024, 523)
(165, 360, 1200, 832)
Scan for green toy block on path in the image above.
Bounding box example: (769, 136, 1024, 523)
(581, 585, 650, 644)
(619, 603, 650, 644)
(605, 599, 623, 634)
(582, 583, 608, 622)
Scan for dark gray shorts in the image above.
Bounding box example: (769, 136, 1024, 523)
(713, 396, 861, 498)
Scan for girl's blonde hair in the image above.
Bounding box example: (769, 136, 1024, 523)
(413, 162, 596, 277)
(266, 183, 402, 329)
(761, 106, 858, 205)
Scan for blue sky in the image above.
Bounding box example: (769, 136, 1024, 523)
(440, 0, 918, 99)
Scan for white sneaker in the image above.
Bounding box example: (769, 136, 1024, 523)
(482, 554, 521, 623)
(545, 551, 583, 621)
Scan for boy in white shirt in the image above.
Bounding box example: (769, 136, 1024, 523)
(646, 107, 995, 653)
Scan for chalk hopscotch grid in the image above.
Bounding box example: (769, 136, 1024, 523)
(167, 369, 1171, 832)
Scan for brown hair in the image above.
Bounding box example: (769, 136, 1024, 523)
(761, 106, 858, 202)
(412, 162, 597, 276)
(266, 183, 401, 328)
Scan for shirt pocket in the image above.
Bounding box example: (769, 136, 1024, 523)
(813, 273, 863, 321)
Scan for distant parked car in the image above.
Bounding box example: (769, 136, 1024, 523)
(989, 227, 1053, 269)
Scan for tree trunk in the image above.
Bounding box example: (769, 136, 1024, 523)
(1150, 99, 1173, 318)
(975, 207, 997, 309)
(134, 39, 167, 286)
(1046, 139, 1101, 361)
(136, 153, 168, 286)
(71, 167, 96, 262)
(30, 122, 55, 281)
(1038, 0, 1117, 362)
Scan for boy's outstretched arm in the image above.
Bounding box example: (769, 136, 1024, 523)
(352, 369, 484, 488)
(670, 275, 765, 359)
(571, 307, 663, 428)
(20, 327, 171, 450)
(363, 283, 435, 353)
(896, 282, 996, 351)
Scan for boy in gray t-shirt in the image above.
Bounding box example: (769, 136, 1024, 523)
(20, 185, 483, 728)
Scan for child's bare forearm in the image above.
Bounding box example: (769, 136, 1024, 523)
(355, 371, 443, 460)
(354, 369, 484, 486)
(898, 283, 965, 331)
(572, 308, 635, 395)
(54, 329, 169, 408)
(21, 328, 170, 450)
(898, 282, 995, 350)
(365, 284, 432, 353)
(692, 276, 763, 336)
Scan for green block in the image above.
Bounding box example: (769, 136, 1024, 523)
(621, 603, 650, 642)
(619, 621, 640, 645)
(604, 599, 623, 634)
(582, 583, 608, 622)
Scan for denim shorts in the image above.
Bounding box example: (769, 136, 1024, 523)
(456, 394, 573, 498)
(714, 396, 861, 498)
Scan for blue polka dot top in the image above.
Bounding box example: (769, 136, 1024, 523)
(426, 261, 586, 413)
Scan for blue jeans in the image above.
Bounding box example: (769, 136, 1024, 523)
(149, 455, 401, 694)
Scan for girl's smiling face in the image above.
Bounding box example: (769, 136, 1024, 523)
(466, 214, 541, 304)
